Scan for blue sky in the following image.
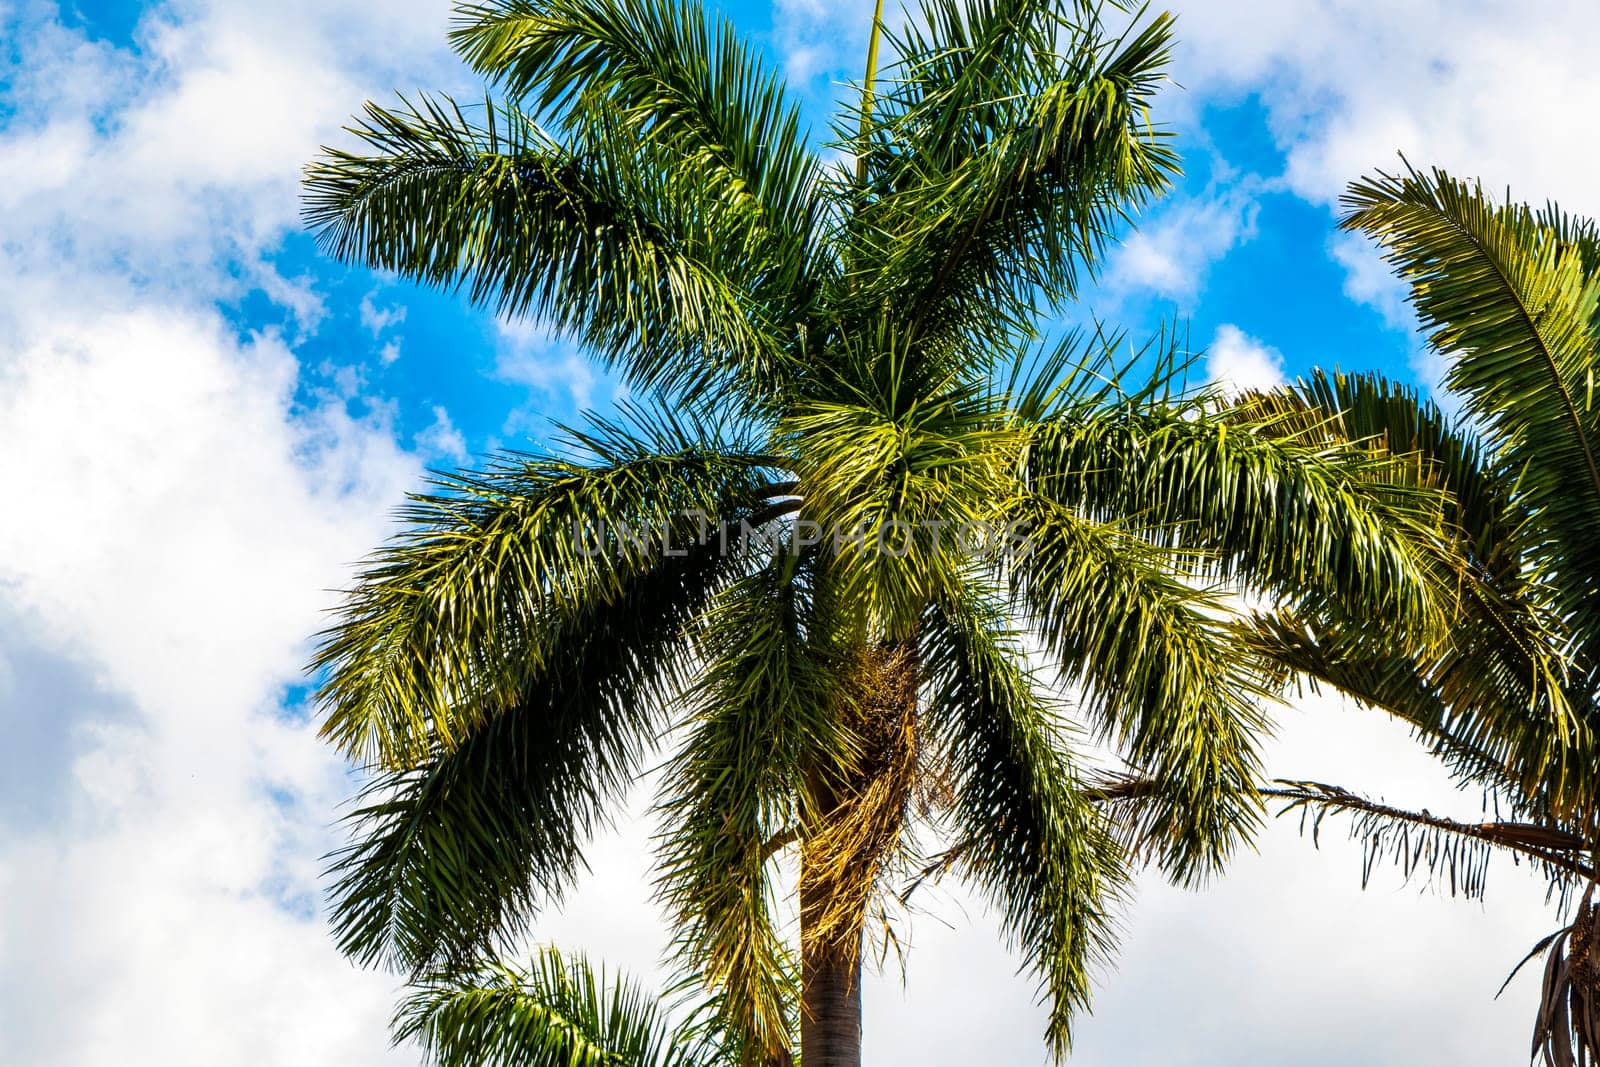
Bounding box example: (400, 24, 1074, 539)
(2, 1, 1597, 1064)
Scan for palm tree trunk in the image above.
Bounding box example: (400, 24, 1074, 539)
(799, 847, 864, 1067)
(796, 640, 918, 1067)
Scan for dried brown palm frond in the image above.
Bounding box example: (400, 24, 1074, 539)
(1508, 884, 1600, 1067)
(800, 641, 922, 957)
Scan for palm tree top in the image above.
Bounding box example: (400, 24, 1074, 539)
(305, 0, 1180, 415)
(302, 4, 1462, 1063)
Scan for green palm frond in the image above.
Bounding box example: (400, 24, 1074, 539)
(654, 554, 844, 1062)
(453, 0, 824, 254)
(1266, 369, 1528, 568)
(328, 518, 758, 971)
(842, 0, 1177, 354)
(396, 947, 729, 1067)
(1238, 368, 1583, 820)
(312, 417, 777, 765)
(1238, 613, 1549, 813)
(1006, 492, 1267, 880)
(921, 584, 1125, 1056)
(304, 94, 791, 400)
(1342, 164, 1600, 678)
(1023, 389, 1449, 643)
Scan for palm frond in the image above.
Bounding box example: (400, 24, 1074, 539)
(1023, 387, 1450, 647)
(1228, 368, 1588, 819)
(841, 0, 1177, 359)
(1007, 494, 1268, 881)
(1090, 770, 1593, 902)
(1342, 164, 1600, 677)
(1237, 613, 1551, 811)
(1268, 779, 1592, 900)
(1523, 885, 1600, 1067)
(1263, 369, 1529, 570)
(326, 514, 762, 972)
(304, 94, 789, 400)
(312, 418, 776, 766)
(395, 947, 727, 1067)
(921, 583, 1125, 1058)
(453, 0, 824, 259)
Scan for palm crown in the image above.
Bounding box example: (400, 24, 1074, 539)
(304, 2, 1453, 1063)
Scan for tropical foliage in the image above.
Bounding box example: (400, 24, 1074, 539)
(1215, 166, 1600, 1067)
(304, 2, 1458, 1063)
(397, 948, 735, 1067)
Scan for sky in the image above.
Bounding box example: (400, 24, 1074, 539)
(0, 0, 1596, 1063)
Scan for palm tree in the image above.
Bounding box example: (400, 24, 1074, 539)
(1210, 166, 1600, 1066)
(303, 3, 1451, 1063)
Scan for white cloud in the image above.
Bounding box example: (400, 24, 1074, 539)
(0, 2, 464, 1063)
(1166, 0, 1600, 217)
(0, 306, 421, 1066)
(0, 0, 462, 299)
(414, 404, 469, 463)
(1328, 231, 1414, 334)
(360, 293, 409, 336)
(1108, 185, 1262, 303)
(1205, 323, 1287, 395)
(494, 316, 614, 426)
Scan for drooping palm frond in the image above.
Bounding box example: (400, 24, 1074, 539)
(396, 947, 730, 1067)
(1023, 389, 1450, 645)
(1005, 492, 1267, 880)
(1260, 370, 1528, 570)
(1269, 780, 1592, 901)
(1087, 772, 1592, 901)
(312, 416, 777, 765)
(327, 516, 758, 971)
(1268, 775, 1600, 1067)
(1523, 885, 1600, 1067)
(1236, 368, 1583, 821)
(921, 584, 1125, 1056)
(654, 553, 845, 1063)
(1238, 614, 1542, 810)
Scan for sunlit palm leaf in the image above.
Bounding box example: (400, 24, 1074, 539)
(396, 947, 729, 1067)
(1006, 492, 1267, 880)
(313, 416, 776, 765)
(1343, 165, 1600, 684)
(304, 94, 790, 400)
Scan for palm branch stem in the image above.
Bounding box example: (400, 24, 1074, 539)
(1086, 775, 1596, 882)
(856, 0, 886, 183)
